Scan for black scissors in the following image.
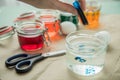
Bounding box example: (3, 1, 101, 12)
(5, 50, 66, 73)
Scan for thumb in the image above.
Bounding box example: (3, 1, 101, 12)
(78, 0, 86, 10)
(55, 0, 78, 15)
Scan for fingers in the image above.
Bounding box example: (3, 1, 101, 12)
(78, 0, 86, 10)
(19, 0, 86, 15)
(54, 0, 78, 15)
(55, 0, 86, 14)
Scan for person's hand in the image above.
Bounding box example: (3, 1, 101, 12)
(51, 0, 86, 14)
(19, 0, 86, 14)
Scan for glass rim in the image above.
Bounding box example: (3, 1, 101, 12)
(36, 9, 60, 21)
(85, 0, 101, 11)
(37, 15, 58, 22)
(66, 30, 107, 54)
(0, 26, 14, 35)
(16, 22, 45, 35)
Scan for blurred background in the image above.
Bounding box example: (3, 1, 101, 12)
(0, 0, 120, 26)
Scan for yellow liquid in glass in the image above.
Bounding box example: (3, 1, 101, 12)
(84, 6, 100, 29)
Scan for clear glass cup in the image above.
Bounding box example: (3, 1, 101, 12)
(65, 30, 107, 76)
(84, 0, 101, 29)
(16, 22, 49, 51)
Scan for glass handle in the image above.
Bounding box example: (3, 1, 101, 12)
(95, 31, 110, 45)
(43, 29, 51, 46)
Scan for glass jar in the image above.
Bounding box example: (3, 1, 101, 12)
(60, 12, 79, 26)
(16, 22, 49, 51)
(84, 0, 101, 29)
(36, 9, 61, 39)
(0, 26, 14, 40)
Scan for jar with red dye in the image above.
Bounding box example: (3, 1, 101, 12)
(16, 22, 50, 51)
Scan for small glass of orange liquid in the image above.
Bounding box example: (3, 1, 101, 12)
(84, 0, 101, 29)
(36, 9, 61, 40)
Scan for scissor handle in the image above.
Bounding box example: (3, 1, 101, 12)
(15, 55, 45, 73)
(5, 54, 30, 68)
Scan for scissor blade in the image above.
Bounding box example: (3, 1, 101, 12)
(43, 50, 66, 57)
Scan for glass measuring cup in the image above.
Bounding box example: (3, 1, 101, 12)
(65, 30, 108, 76)
(16, 22, 50, 51)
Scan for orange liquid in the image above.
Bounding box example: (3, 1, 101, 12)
(39, 15, 60, 39)
(84, 6, 100, 29)
(45, 20, 60, 37)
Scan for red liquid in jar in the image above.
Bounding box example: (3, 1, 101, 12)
(18, 34, 44, 51)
